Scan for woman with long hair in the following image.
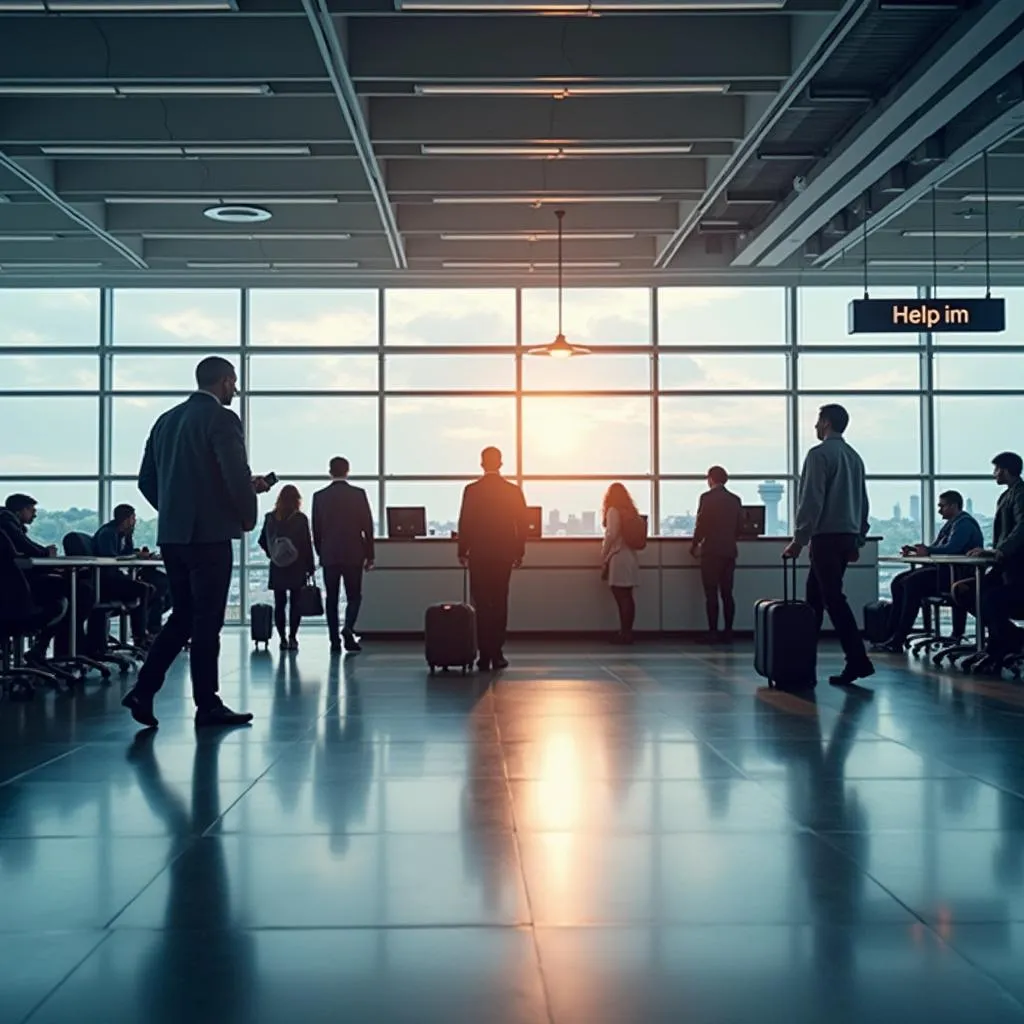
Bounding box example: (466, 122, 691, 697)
(601, 482, 641, 644)
(258, 484, 315, 651)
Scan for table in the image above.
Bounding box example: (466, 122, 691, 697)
(879, 553, 997, 653)
(15, 556, 164, 659)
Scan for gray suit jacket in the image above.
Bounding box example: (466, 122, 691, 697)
(138, 392, 257, 546)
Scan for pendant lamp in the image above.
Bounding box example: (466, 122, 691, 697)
(527, 209, 591, 358)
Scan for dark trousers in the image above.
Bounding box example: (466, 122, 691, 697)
(890, 567, 967, 642)
(324, 563, 364, 639)
(807, 534, 869, 667)
(30, 572, 95, 658)
(611, 585, 636, 635)
(469, 559, 513, 659)
(136, 541, 233, 711)
(274, 589, 302, 639)
(97, 571, 152, 641)
(955, 570, 1024, 656)
(700, 554, 736, 632)
(139, 567, 171, 634)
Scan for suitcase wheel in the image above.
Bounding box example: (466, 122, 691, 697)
(461, 665, 468, 676)
(428, 665, 435, 675)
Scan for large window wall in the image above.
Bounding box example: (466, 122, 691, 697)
(2, 285, 1021, 619)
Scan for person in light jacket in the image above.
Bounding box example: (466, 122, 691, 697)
(601, 482, 641, 645)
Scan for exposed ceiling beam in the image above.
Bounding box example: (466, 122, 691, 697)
(653, 0, 875, 268)
(0, 152, 147, 269)
(369, 95, 744, 143)
(346, 14, 790, 81)
(733, 2, 1024, 266)
(396, 202, 681, 233)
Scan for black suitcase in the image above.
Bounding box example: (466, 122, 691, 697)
(754, 557, 818, 692)
(251, 602, 274, 649)
(863, 599, 893, 644)
(425, 573, 476, 674)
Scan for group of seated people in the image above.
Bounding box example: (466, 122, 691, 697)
(875, 451, 1024, 669)
(0, 494, 169, 673)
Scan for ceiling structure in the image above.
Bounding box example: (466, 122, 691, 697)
(0, 0, 1022, 286)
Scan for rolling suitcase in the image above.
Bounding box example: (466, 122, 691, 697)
(425, 571, 477, 675)
(754, 556, 817, 692)
(862, 599, 893, 644)
(251, 602, 274, 650)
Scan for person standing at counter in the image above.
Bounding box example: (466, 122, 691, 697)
(457, 446, 528, 671)
(601, 483, 642, 645)
(783, 403, 874, 689)
(690, 466, 743, 644)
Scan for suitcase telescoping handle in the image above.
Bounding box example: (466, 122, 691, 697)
(782, 553, 798, 603)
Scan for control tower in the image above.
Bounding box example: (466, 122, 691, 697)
(757, 480, 785, 536)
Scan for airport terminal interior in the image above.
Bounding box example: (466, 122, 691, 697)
(3, 0, 1024, 1021)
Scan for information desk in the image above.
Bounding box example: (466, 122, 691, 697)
(358, 537, 880, 635)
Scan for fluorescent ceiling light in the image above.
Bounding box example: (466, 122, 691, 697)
(0, 85, 119, 96)
(41, 145, 308, 157)
(271, 262, 360, 269)
(433, 194, 662, 204)
(203, 204, 272, 223)
(0, 83, 269, 97)
(421, 144, 692, 156)
(186, 260, 359, 270)
(869, 258, 1024, 267)
(441, 232, 636, 240)
(442, 260, 621, 269)
(105, 196, 340, 206)
(757, 149, 817, 161)
(961, 194, 1024, 202)
(145, 232, 352, 241)
(0, 262, 103, 270)
(42, 1, 237, 11)
(185, 145, 310, 156)
(415, 83, 728, 97)
(901, 229, 1024, 239)
(0, 2, 46, 10)
(186, 262, 272, 270)
(0, 234, 56, 242)
(398, 1, 784, 11)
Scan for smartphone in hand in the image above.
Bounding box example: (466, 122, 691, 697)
(263, 472, 279, 488)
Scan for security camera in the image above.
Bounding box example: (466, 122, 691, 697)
(793, 175, 808, 193)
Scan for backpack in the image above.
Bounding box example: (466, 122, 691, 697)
(267, 520, 299, 567)
(622, 512, 647, 551)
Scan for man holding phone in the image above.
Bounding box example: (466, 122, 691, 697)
(123, 356, 270, 729)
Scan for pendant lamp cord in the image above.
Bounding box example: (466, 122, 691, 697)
(862, 191, 869, 300)
(983, 149, 992, 298)
(556, 208, 565, 335)
(931, 187, 938, 293)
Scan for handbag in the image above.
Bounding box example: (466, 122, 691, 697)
(296, 575, 324, 618)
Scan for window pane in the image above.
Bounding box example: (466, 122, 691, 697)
(934, 396, 1021, 475)
(250, 289, 378, 347)
(659, 353, 786, 391)
(0, 397, 98, 475)
(248, 354, 378, 392)
(112, 289, 240, 346)
(659, 478, 790, 537)
(522, 288, 649, 347)
(111, 482, 158, 550)
(522, 396, 650, 475)
(934, 353, 1024, 390)
(866, 479, 926, 599)
(933, 479, 997, 542)
(799, 353, 919, 391)
(659, 288, 785, 346)
(0, 354, 98, 391)
(659, 396, 788, 475)
(522, 353, 650, 392)
(385, 481, 470, 536)
(386, 354, 514, 391)
(0, 289, 99, 347)
(799, 287, 920, 346)
(0, 482, 99, 548)
(386, 397, 516, 475)
(112, 395, 189, 474)
(796, 396, 920, 474)
(386, 289, 514, 347)
(249, 397, 378, 477)
(523, 481, 653, 536)
(113, 353, 235, 391)
(933, 287, 1023, 345)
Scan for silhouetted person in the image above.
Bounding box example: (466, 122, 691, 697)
(784, 403, 874, 690)
(312, 456, 375, 654)
(690, 465, 743, 643)
(601, 482, 641, 645)
(457, 446, 528, 671)
(258, 484, 315, 652)
(123, 356, 267, 730)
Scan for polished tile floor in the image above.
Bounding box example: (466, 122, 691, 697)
(3, 634, 1024, 1023)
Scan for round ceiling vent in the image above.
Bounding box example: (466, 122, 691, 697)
(203, 204, 272, 224)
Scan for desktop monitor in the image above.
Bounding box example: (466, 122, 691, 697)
(386, 506, 427, 539)
(740, 505, 766, 537)
(524, 506, 542, 538)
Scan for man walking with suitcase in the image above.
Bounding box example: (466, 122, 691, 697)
(783, 404, 875, 690)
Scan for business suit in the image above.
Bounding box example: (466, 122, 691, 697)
(312, 480, 375, 643)
(135, 391, 257, 711)
(692, 485, 743, 633)
(457, 473, 528, 661)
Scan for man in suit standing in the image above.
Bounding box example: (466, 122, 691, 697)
(122, 356, 268, 729)
(457, 446, 528, 671)
(690, 465, 743, 643)
(312, 456, 375, 654)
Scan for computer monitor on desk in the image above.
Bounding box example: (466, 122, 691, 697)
(740, 505, 766, 537)
(525, 506, 542, 538)
(386, 506, 427, 540)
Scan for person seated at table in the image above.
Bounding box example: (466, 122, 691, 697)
(875, 489, 982, 652)
(1, 493, 97, 661)
(951, 452, 1024, 663)
(91, 503, 161, 648)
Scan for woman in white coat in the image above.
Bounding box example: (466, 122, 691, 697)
(601, 482, 641, 644)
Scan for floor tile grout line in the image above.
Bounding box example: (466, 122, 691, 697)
(18, 930, 114, 1024)
(0, 748, 86, 788)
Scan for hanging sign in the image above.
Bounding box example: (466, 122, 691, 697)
(848, 297, 1005, 334)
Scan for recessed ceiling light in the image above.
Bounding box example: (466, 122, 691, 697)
(415, 83, 728, 97)
(42, 0, 237, 10)
(42, 145, 185, 156)
(203, 205, 272, 223)
(184, 145, 310, 156)
(0, 84, 269, 97)
(433, 195, 663, 204)
(186, 261, 272, 270)
(0, 261, 104, 270)
(41, 144, 308, 157)
(0, 234, 56, 242)
(106, 196, 340, 206)
(185, 260, 360, 270)
(440, 232, 636, 241)
(961, 194, 1024, 202)
(420, 144, 692, 156)
(901, 229, 1024, 239)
